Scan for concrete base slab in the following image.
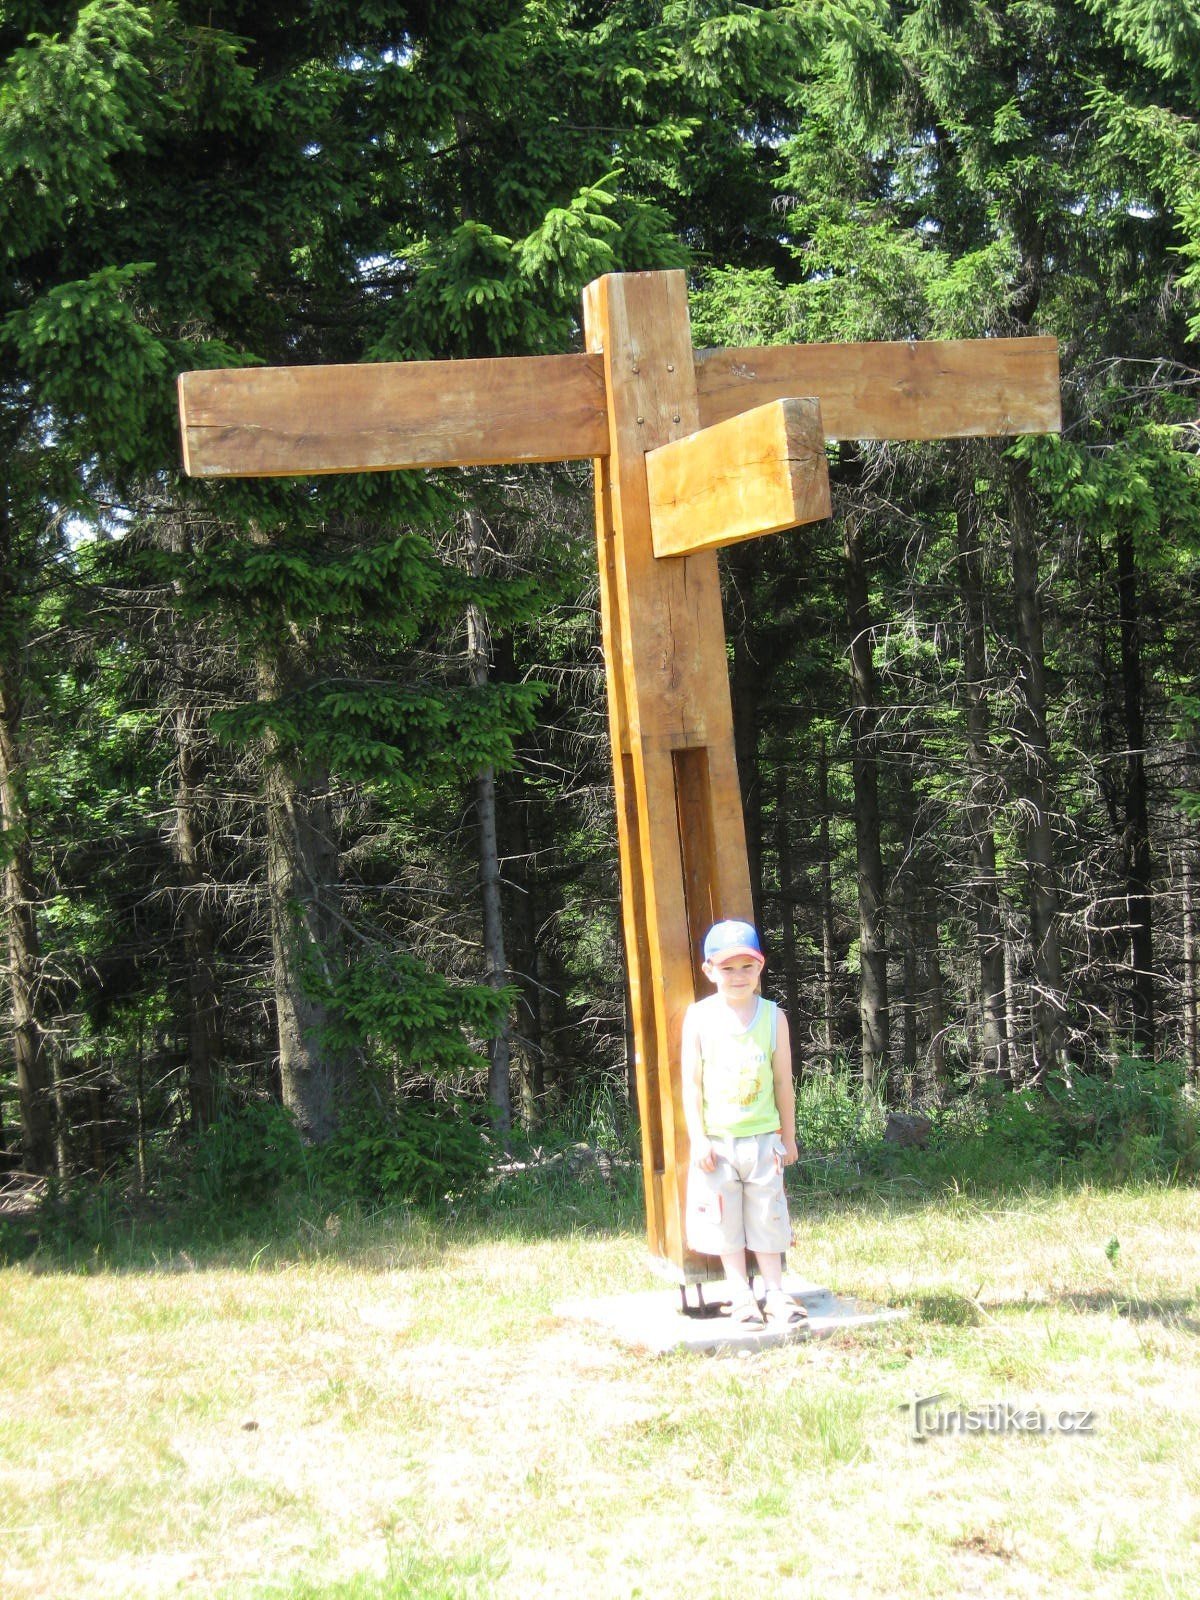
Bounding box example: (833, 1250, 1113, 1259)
(556, 1277, 906, 1356)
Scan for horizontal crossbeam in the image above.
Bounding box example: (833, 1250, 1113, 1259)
(696, 336, 1061, 441)
(178, 336, 1061, 479)
(178, 352, 609, 478)
(646, 397, 830, 558)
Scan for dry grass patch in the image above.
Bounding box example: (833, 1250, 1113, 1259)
(1, 1183, 1198, 1598)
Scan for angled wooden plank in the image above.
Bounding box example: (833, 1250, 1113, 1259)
(178, 351, 610, 478)
(695, 335, 1061, 441)
(646, 396, 831, 558)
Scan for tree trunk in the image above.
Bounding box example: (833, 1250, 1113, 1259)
(1008, 463, 1068, 1079)
(491, 624, 553, 1123)
(897, 760, 918, 1086)
(534, 929, 574, 1116)
(473, 762, 512, 1133)
(816, 730, 838, 1063)
(900, 865, 918, 1085)
(727, 544, 764, 930)
(0, 527, 55, 1174)
(924, 904, 948, 1094)
(1115, 524, 1155, 1057)
(172, 707, 222, 1127)
(465, 506, 512, 1137)
(165, 522, 223, 1127)
(896, 749, 947, 1096)
(257, 645, 355, 1143)
(1185, 844, 1199, 1081)
(842, 513, 890, 1097)
(134, 1018, 148, 1194)
(1003, 907, 1022, 1080)
(954, 493, 1011, 1087)
(771, 759, 801, 1037)
(494, 769, 541, 1124)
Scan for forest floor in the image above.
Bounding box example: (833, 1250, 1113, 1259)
(1, 1176, 1198, 1598)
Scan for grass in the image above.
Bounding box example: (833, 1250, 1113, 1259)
(2, 1171, 1199, 1599)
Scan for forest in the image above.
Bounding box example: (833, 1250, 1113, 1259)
(3, 0, 1200, 1208)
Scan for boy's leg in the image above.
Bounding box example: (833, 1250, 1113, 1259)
(688, 1141, 771, 1324)
(721, 1247, 766, 1324)
(717, 1141, 764, 1322)
(720, 1247, 752, 1289)
(753, 1250, 784, 1292)
(761, 1265, 806, 1324)
(742, 1140, 806, 1324)
(740, 1135, 793, 1256)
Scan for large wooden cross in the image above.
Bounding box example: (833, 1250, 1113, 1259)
(179, 269, 1060, 1281)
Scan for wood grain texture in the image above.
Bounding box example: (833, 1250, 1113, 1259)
(584, 269, 755, 1280)
(646, 396, 831, 557)
(178, 352, 610, 477)
(179, 331, 1059, 481)
(695, 335, 1061, 441)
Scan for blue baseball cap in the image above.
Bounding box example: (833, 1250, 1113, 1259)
(702, 919, 764, 965)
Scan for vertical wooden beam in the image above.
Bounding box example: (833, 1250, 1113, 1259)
(583, 270, 755, 1280)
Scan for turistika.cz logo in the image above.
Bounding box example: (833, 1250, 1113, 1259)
(902, 1393, 1097, 1442)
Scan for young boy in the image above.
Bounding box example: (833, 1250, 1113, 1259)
(682, 919, 804, 1327)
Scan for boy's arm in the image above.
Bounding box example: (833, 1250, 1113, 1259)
(681, 1007, 716, 1171)
(772, 1007, 798, 1165)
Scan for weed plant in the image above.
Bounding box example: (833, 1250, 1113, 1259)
(4, 1057, 1197, 1273)
(787, 1056, 1200, 1198)
(0, 1078, 646, 1271)
(919, 1058, 1200, 1188)
(792, 1067, 886, 1190)
(317, 1089, 492, 1206)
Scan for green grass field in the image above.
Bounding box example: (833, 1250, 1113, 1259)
(2, 1176, 1198, 1598)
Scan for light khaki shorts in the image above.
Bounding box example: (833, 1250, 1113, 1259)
(685, 1132, 793, 1256)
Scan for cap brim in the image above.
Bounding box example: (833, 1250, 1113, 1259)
(706, 946, 765, 966)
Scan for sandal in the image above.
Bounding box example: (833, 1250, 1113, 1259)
(729, 1289, 766, 1327)
(763, 1288, 807, 1326)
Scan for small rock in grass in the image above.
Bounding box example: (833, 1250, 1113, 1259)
(883, 1112, 933, 1148)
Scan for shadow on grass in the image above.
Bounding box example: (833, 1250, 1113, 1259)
(882, 1286, 1199, 1331)
(893, 1290, 986, 1326)
(987, 1289, 1200, 1333)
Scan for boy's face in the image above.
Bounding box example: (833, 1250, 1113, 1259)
(702, 953, 764, 1002)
